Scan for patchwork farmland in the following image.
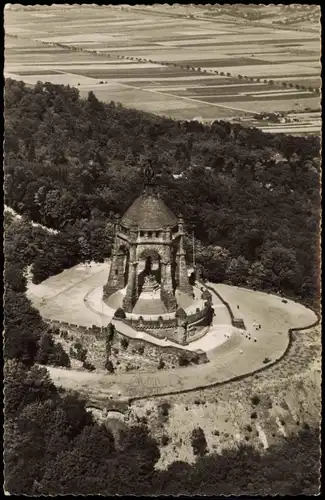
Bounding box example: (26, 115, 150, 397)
(4, 4, 321, 135)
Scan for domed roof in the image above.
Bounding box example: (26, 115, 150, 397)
(121, 193, 178, 230)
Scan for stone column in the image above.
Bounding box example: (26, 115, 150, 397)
(160, 257, 177, 312)
(103, 216, 126, 299)
(176, 233, 192, 296)
(103, 250, 126, 299)
(174, 252, 180, 287)
(123, 261, 138, 312)
(176, 321, 188, 345)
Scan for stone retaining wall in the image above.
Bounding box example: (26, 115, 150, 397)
(202, 282, 246, 330)
(121, 303, 211, 342)
(45, 318, 107, 338)
(44, 318, 209, 370)
(112, 328, 209, 366)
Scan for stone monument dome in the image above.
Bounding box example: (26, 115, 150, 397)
(121, 193, 178, 230)
(121, 164, 178, 230)
(103, 165, 192, 313)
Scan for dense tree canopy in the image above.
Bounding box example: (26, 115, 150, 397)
(4, 361, 320, 496)
(4, 81, 320, 349)
(4, 213, 73, 367)
(3, 78, 321, 496)
(4, 78, 320, 304)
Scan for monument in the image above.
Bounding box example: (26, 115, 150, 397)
(104, 164, 192, 312)
(103, 163, 212, 344)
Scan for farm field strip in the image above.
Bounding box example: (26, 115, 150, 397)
(4, 6, 320, 132)
(142, 83, 269, 92)
(161, 86, 311, 97)
(224, 98, 319, 113)
(190, 93, 316, 103)
(186, 93, 313, 101)
(132, 85, 258, 115)
(260, 125, 321, 134)
(249, 91, 313, 98)
(4, 71, 100, 86)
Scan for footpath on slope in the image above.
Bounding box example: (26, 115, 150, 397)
(4, 204, 59, 234)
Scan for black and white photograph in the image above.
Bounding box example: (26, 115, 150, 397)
(3, 3, 321, 496)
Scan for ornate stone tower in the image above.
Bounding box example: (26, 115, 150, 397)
(103, 164, 192, 313)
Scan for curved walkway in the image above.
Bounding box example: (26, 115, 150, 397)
(44, 283, 317, 403)
(28, 261, 234, 353)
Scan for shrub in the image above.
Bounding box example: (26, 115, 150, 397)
(36, 333, 70, 368)
(157, 358, 165, 370)
(263, 357, 271, 364)
(120, 337, 129, 350)
(137, 345, 144, 355)
(246, 424, 253, 432)
(191, 427, 208, 456)
(158, 401, 171, 419)
(70, 342, 87, 363)
(105, 359, 115, 373)
(191, 354, 199, 365)
(83, 360, 95, 371)
(178, 353, 190, 367)
(251, 411, 257, 419)
(50, 343, 71, 368)
(161, 434, 169, 446)
(106, 323, 115, 343)
(114, 308, 126, 319)
(251, 395, 260, 406)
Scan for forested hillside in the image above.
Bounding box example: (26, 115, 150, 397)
(4, 78, 320, 303)
(3, 78, 321, 496)
(4, 358, 320, 495)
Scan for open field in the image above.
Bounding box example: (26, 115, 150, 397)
(4, 5, 321, 134)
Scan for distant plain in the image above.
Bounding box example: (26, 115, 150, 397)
(4, 5, 321, 134)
